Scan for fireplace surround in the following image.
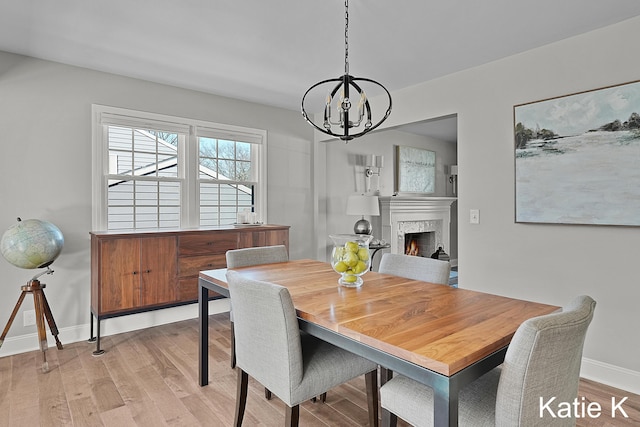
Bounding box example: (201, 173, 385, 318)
(377, 196, 456, 259)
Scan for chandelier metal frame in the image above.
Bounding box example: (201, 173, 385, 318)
(301, 0, 392, 142)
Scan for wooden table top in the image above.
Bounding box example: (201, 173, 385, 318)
(200, 259, 559, 377)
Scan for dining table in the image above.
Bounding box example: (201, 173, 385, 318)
(198, 259, 559, 427)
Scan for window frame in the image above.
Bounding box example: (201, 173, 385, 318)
(92, 104, 267, 231)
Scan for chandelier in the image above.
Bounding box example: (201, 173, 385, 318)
(301, 0, 392, 142)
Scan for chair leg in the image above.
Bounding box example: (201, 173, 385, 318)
(381, 408, 398, 427)
(230, 321, 236, 369)
(234, 369, 249, 427)
(365, 370, 379, 427)
(264, 387, 272, 400)
(311, 392, 326, 403)
(285, 405, 299, 427)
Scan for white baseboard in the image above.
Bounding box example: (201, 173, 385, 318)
(581, 357, 640, 395)
(0, 299, 230, 358)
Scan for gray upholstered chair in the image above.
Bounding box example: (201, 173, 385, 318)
(226, 245, 289, 270)
(226, 245, 289, 369)
(380, 295, 596, 427)
(378, 253, 451, 286)
(226, 270, 379, 427)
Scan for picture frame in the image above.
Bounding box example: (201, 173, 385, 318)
(514, 79, 640, 226)
(395, 145, 435, 194)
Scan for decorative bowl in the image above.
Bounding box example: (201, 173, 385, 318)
(329, 234, 373, 287)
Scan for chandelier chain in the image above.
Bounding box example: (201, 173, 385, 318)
(344, 0, 349, 75)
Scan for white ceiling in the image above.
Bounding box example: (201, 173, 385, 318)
(2, 0, 640, 142)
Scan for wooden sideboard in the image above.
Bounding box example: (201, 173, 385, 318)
(89, 224, 289, 354)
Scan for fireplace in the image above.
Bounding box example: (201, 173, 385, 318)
(377, 196, 456, 260)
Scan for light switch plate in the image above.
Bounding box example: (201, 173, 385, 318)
(470, 209, 480, 224)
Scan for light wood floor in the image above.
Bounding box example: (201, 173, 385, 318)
(1, 313, 638, 426)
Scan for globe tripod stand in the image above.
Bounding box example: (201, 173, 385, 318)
(0, 268, 63, 372)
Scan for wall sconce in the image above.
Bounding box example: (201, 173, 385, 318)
(448, 165, 458, 196)
(365, 155, 384, 193)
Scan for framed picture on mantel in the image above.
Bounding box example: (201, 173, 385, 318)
(395, 145, 435, 194)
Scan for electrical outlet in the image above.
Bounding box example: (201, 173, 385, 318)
(23, 310, 36, 326)
(470, 209, 480, 224)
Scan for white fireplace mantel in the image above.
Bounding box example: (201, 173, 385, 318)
(377, 196, 457, 256)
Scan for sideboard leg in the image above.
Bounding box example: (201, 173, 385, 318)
(88, 310, 96, 342)
(92, 316, 105, 356)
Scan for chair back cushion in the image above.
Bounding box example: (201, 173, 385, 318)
(495, 295, 596, 426)
(379, 253, 451, 285)
(225, 245, 288, 268)
(226, 270, 303, 399)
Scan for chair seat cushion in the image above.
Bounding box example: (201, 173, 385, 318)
(380, 368, 501, 427)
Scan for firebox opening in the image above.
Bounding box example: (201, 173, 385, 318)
(404, 232, 436, 257)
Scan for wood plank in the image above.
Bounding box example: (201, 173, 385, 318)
(37, 348, 73, 426)
(67, 396, 103, 427)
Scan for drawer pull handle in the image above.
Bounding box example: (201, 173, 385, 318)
(146, 269, 151, 273)
(133, 271, 138, 275)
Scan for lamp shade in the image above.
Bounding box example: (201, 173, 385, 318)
(346, 195, 380, 216)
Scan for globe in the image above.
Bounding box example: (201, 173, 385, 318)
(0, 218, 64, 269)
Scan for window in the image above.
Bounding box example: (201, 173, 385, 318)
(198, 137, 254, 226)
(92, 105, 267, 231)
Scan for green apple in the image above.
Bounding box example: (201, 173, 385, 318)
(352, 260, 367, 274)
(343, 274, 358, 283)
(345, 241, 359, 252)
(343, 251, 359, 268)
(357, 247, 369, 261)
(334, 261, 348, 273)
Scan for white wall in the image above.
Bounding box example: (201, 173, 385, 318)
(0, 51, 314, 356)
(367, 16, 640, 393)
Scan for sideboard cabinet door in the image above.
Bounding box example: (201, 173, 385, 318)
(97, 236, 177, 314)
(98, 238, 141, 313)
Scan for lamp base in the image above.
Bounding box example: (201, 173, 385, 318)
(353, 218, 372, 235)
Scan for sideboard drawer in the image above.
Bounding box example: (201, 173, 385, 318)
(178, 254, 227, 277)
(178, 232, 238, 255)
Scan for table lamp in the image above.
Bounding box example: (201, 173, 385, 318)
(346, 195, 380, 235)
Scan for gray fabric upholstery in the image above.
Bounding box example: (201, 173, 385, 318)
(225, 245, 289, 268)
(226, 270, 378, 407)
(380, 295, 596, 427)
(225, 245, 288, 322)
(378, 253, 451, 285)
(381, 368, 501, 427)
(495, 295, 596, 426)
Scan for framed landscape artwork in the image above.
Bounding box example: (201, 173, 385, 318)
(395, 145, 435, 194)
(514, 79, 640, 226)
